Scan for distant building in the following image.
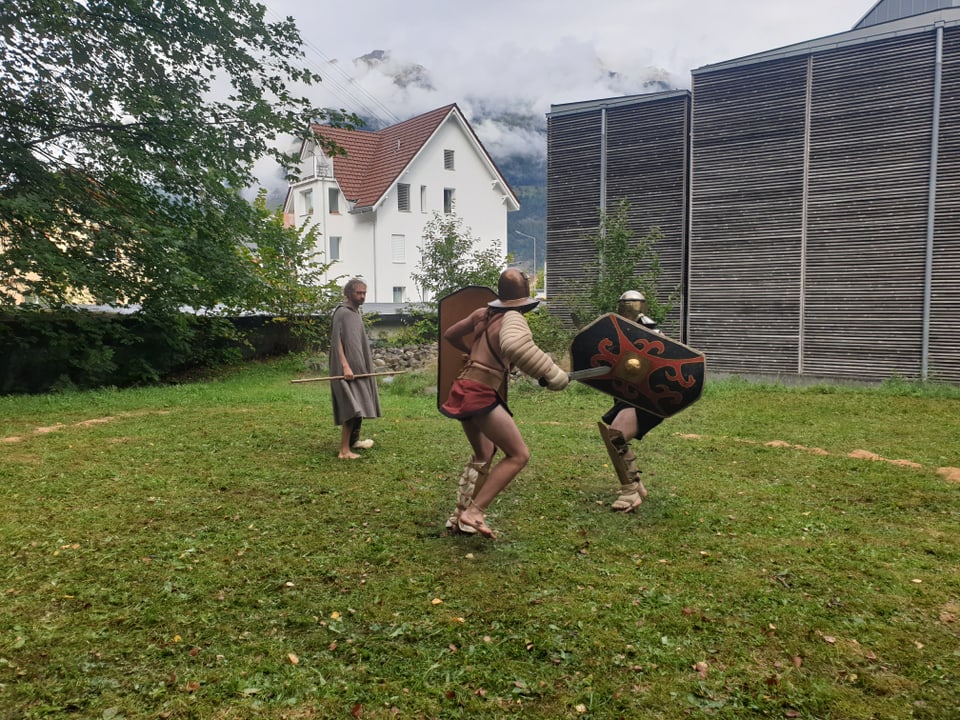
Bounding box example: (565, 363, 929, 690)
(547, 1, 960, 383)
(284, 104, 518, 309)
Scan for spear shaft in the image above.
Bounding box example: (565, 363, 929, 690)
(290, 370, 408, 384)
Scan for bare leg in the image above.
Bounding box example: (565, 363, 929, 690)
(610, 407, 638, 440)
(458, 406, 530, 538)
(339, 419, 361, 459)
(446, 420, 497, 532)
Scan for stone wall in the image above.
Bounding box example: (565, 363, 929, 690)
(372, 344, 438, 373)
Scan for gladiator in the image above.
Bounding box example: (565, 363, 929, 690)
(439, 268, 569, 539)
(597, 291, 665, 511)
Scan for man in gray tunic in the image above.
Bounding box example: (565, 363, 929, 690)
(330, 278, 381, 459)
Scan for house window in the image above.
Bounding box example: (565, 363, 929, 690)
(393, 286, 405, 303)
(444, 149, 455, 170)
(443, 188, 456, 214)
(391, 234, 405, 263)
(329, 236, 341, 261)
(301, 189, 314, 215)
(328, 187, 340, 214)
(397, 183, 410, 212)
(420, 185, 427, 213)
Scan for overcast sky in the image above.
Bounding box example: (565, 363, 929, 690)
(257, 0, 876, 190)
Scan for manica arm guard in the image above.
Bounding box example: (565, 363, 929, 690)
(500, 311, 569, 390)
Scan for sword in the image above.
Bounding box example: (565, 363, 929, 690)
(539, 365, 610, 386)
(290, 370, 408, 384)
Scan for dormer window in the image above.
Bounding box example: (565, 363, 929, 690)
(444, 149, 455, 170)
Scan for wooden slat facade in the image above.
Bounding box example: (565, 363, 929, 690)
(546, 11, 960, 384)
(688, 56, 809, 375)
(546, 93, 690, 336)
(931, 28, 960, 382)
(802, 35, 934, 379)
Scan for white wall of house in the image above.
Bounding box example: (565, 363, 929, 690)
(285, 114, 513, 306)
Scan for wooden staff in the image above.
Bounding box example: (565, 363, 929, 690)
(290, 370, 408, 384)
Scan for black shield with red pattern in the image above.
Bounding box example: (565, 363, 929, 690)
(570, 313, 706, 418)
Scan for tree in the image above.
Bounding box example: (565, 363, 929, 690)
(0, 0, 359, 314)
(231, 191, 344, 350)
(411, 212, 503, 307)
(566, 199, 680, 329)
(385, 212, 503, 347)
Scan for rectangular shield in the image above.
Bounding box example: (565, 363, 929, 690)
(437, 285, 498, 411)
(569, 313, 706, 418)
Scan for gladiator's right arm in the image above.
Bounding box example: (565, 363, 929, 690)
(499, 311, 568, 390)
(444, 307, 486, 354)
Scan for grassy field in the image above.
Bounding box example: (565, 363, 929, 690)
(1, 356, 958, 719)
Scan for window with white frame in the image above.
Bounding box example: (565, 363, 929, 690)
(444, 149, 455, 170)
(397, 183, 410, 212)
(420, 185, 427, 213)
(329, 236, 341, 261)
(328, 187, 340, 214)
(391, 234, 405, 263)
(443, 188, 455, 214)
(393, 286, 405, 303)
(301, 189, 314, 215)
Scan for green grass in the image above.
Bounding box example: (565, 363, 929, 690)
(1, 357, 958, 719)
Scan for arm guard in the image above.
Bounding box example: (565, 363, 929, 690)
(500, 311, 569, 390)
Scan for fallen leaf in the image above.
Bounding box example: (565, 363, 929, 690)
(330, 611, 341, 620)
(693, 661, 708, 679)
(351, 703, 363, 718)
(288, 653, 299, 665)
(822, 635, 836, 644)
(431, 598, 443, 605)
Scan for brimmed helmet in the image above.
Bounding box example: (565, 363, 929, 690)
(488, 268, 540, 312)
(616, 290, 647, 321)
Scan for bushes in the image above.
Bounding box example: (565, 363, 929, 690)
(0, 309, 249, 394)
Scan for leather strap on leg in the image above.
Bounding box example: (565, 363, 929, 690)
(598, 421, 630, 485)
(446, 461, 487, 532)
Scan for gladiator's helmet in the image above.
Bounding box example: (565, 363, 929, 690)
(488, 268, 540, 312)
(616, 290, 647, 322)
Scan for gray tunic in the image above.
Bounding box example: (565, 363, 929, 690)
(330, 303, 382, 425)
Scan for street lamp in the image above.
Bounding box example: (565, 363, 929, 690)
(514, 230, 537, 279)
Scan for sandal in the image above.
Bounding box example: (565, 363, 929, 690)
(611, 480, 647, 512)
(458, 504, 497, 539)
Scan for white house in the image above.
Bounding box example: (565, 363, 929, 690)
(283, 103, 519, 308)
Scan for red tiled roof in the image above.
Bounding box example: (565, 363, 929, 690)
(309, 104, 510, 210)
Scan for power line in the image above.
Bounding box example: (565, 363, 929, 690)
(264, 6, 401, 126)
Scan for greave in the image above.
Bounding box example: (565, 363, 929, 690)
(446, 460, 491, 531)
